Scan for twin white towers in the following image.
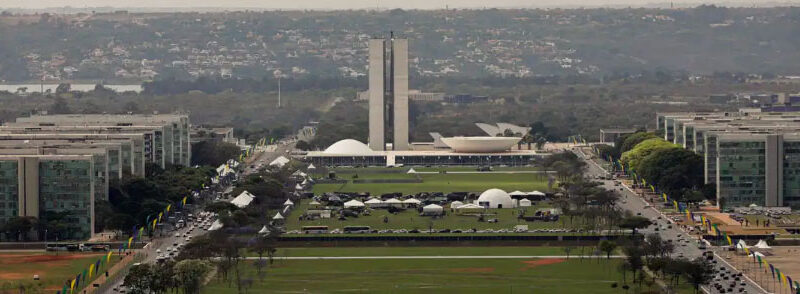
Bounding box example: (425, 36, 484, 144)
(368, 36, 410, 151)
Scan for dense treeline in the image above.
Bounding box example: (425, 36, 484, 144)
(598, 132, 713, 203)
(142, 76, 365, 95)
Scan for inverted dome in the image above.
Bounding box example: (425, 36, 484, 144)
(324, 139, 374, 155)
(440, 136, 521, 153)
(477, 188, 514, 208)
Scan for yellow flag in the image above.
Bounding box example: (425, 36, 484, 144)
(70, 279, 76, 291)
(166, 204, 171, 212)
(106, 251, 113, 263)
(88, 263, 95, 278)
(127, 237, 133, 250)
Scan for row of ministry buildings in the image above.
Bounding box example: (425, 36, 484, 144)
(0, 114, 191, 240)
(657, 109, 800, 209)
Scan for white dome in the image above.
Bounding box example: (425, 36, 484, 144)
(477, 188, 514, 208)
(324, 139, 374, 155)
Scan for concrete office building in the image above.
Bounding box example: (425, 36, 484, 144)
(14, 114, 191, 166)
(653, 110, 800, 208)
(0, 133, 146, 177)
(0, 144, 111, 202)
(0, 155, 96, 240)
(0, 124, 172, 168)
(368, 36, 409, 151)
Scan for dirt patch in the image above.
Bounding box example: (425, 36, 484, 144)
(0, 272, 33, 280)
(450, 267, 495, 273)
(519, 258, 565, 271)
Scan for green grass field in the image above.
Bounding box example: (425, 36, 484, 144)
(286, 199, 582, 231)
(0, 251, 120, 291)
(264, 246, 603, 257)
(313, 172, 551, 195)
(203, 258, 636, 294)
(321, 166, 545, 173)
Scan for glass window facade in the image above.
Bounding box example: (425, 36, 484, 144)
(718, 141, 767, 207)
(783, 141, 800, 208)
(0, 160, 19, 224)
(38, 159, 93, 239)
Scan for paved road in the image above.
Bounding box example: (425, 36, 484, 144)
(102, 141, 296, 293)
(573, 147, 768, 294)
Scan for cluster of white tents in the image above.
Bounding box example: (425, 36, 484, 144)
(269, 156, 290, 168)
(509, 190, 546, 197)
(343, 198, 424, 209)
(231, 191, 256, 208)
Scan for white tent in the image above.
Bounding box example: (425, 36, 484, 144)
(736, 239, 749, 249)
(344, 199, 365, 208)
(208, 220, 223, 231)
(519, 198, 532, 207)
(422, 204, 444, 215)
(385, 198, 403, 207)
(402, 198, 421, 205)
(301, 179, 309, 185)
(365, 198, 386, 208)
(456, 203, 484, 210)
(258, 226, 271, 235)
(307, 163, 316, 170)
(272, 212, 284, 220)
(528, 191, 546, 196)
(231, 191, 256, 208)
(509, 190, 527, 196)
(754, 240, 772, 249)
(295, 184, 304, 190)
(270, 156, 290, 167)
(309, 200, 321, 206)
(450, 201, 464, 208)
(407, 168, 417, 174)
(283, 199, 294, 206)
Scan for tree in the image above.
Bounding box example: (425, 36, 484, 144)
(563, 246, 575, 259)
(2, 216, 37, 241)
(191, 141, 241, 166)
(295, 140, 312, 151)
(684, 258, 715, 293)
(637, 147, 704, 200)
(620, 216, 652, 236)
(124, 263, 157, 294)
(174, 259, 213, 294)
(620, 138, 678, 171)
(55, 83, 71, 94)
(622, 244, 645, 283)
(50, 97, 71, 114)
(619, 132, 658, 154)
(598, 240, 618, 259)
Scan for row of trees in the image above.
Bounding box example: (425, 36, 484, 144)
(597, 131, 713, 203)
(618, 234, 715, 293)
(124, 259, 214, 294)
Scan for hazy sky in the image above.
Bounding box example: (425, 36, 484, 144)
(1, 0, 798, 9)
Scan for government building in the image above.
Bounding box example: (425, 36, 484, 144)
(656, 109, 800, 208)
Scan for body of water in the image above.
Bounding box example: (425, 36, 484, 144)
(0, 84, 142, 93)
